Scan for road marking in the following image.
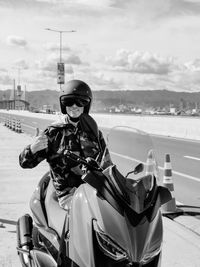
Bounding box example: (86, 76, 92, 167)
(111, 151, 200, 183)
(111, 151, 142, 164)
(171, 170, 200, 183)
(150, 133, 200, 143)
(21, 123, 36, 130)
(184, 155, 200, 161)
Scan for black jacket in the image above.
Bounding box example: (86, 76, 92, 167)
(19, 114, 112, 198)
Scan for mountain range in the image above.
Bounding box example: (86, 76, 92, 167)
(1, 89, 200, 111)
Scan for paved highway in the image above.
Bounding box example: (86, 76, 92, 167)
(1, 113, 200, 208)
(152, 135, 200, 207)
(0, 114, 200, 266)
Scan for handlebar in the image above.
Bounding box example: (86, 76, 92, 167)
(64, 150, 85, 164)
(63, 150, 101, 171)
(49, 149, 101, 171)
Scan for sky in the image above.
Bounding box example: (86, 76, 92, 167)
(1, 0, 200, 92)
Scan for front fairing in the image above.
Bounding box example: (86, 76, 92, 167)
(69, 183, 163, 266)
(92, 187, 163, 264)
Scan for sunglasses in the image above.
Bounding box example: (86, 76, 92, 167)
(62, 98, 89, 107)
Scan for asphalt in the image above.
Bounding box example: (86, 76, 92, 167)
(0, 122, 200, 267)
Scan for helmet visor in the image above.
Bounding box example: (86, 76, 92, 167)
(61, 97, 90, 107)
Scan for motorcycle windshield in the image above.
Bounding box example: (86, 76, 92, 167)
(106, 126, 160, 213)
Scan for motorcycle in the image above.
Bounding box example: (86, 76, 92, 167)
(16, 126, 172, 267)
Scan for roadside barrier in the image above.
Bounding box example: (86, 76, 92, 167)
(11, 118, 16, 131)
(8, 118, 12, 129)
(162, 154, 177, 213)
(16, 120, 22, 133)
(2, 117, 22, 133)
(4, 118, 8, 127)
(4, 118, 9, 127)
(0, 222, 5, 228)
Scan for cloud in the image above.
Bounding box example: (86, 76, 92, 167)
(184, 58, 200, 71)
(35, 54, 82, 75)
(106, 49, 177, 75)
(20, 0, 200, 15)
(44, 42, 71, 52)
(35, 59, 56, 72)
(173, 59, 200, 91)
(170, 0, 200, 16)
(121, 58, 200, 92)
(47, 52, 83, 65)
(66, 54, 82, 65)
(105, 0, 200, 29)
(7, 35, 27, 48)
(124, 0, 200, 19)
(65, 65, 74, 74)
(2, 0, 200, 20)
(0, 73, 13, 85)
(13, 59, 29, 70)
(35, 51, 82, 75)
(0, 68, 7, 72)
(90, 72, 122, 89)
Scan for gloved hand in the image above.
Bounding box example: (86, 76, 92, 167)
(71, 165, 85, 175)
(30, 131, 48, 154)
(85, 157, 99, 169)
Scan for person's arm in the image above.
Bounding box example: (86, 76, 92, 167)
(19, 130, 48, 169)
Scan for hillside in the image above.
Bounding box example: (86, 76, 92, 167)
(1, 89, 200, 111)
(93, 90, 200, 109)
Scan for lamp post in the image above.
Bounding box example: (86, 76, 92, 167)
(13, 67, 23, 108)
(45, 28, 76, 89)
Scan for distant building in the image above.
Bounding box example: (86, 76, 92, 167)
(0, 99, 29, 110)
(170, 107, 176, 115)
(0, 84, 29, 110)
(41, 104, 54, 114)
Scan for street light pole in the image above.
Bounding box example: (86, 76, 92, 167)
(60, 31, 62, 63)
(45, 28, 76, 90)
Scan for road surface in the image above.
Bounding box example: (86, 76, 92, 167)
(0, 120, 200, 266)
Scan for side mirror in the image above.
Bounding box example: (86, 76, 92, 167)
(158, 186, 172, 205)
(125, 163, 144, 178)
(134, 163, 144, 174)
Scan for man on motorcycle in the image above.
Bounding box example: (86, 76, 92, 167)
(19, 79, 112, 210)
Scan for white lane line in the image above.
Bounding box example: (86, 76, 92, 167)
(171, 170, 200, 183)
(184, 155, 200, 161)
(111, 151, 200, 183)
(111, 151, 143, 164)
(21, 123, 36, 130)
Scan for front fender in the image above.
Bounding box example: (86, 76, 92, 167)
(31, 249, 57, 267)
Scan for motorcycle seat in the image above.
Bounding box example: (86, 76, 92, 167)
(45, 179, 67, 237)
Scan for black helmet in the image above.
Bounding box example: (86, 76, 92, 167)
(59, 79, 92, 114)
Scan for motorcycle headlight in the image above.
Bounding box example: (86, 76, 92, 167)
(141, 246, 162, 265)
(93, 220, 129, 262)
